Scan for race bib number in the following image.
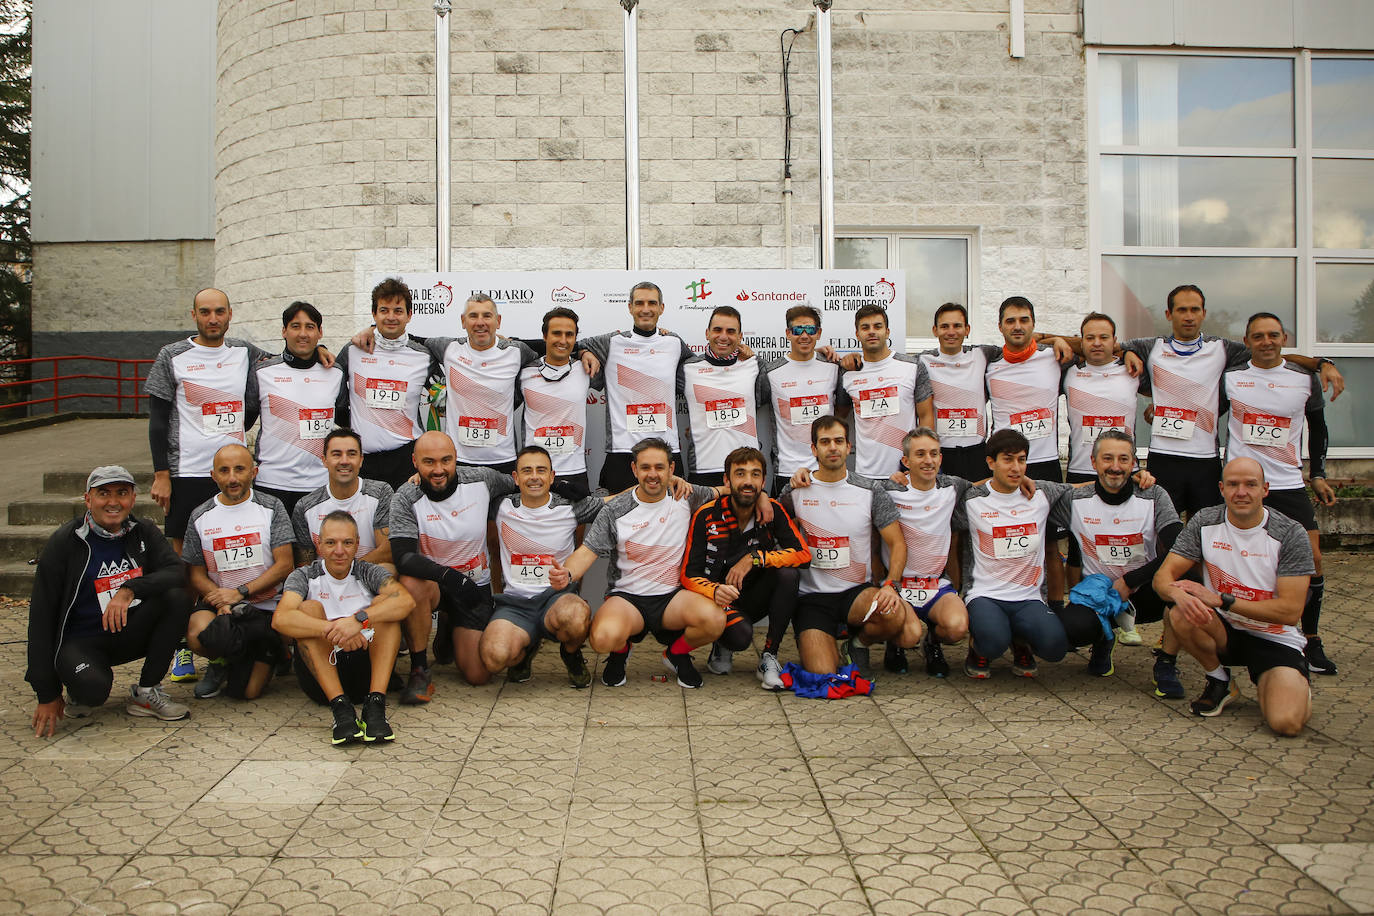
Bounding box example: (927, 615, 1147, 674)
(363, 378, 406, 409)
(457, 416, 500, 447)
(1221, 583, 1274, 603)
(1077, 415, 1126, 447)
(899, 576, 941, 608)
(992, 523, 1039, 559)
(936, 407, 980, 438)
(807, 535, 850, 570)
(788, 395, 827, 425)
(200, 401, 244, 435)
(298, 408, 333, 440)
(212, 533, 263, 573)
(1094, 533, 1144, 566)
(511, 553, 555, 587)
(1240, 412, 1292, 447)
(1152, 406, 1197, 440)
(1010, 407, 1053, 440)
(95, 567, 143, 611)
(858, 387, 899, 419)
(533, 426, 577, 456)
(627, 403, 668, 433)
(705, 397, 747, 430)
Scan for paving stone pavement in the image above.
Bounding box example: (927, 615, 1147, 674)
(1, 554, 1371, 914)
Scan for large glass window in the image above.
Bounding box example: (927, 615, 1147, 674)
(1093, 51, 1374, 453)
(829, 231, 975, 345)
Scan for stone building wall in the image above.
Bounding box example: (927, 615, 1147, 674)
(215, 0, 1087, 346)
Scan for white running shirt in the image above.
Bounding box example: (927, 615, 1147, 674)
(519, 361, 595, 476)
(839, 354, 932, 479)
(253, 357, 344, 491)
(283, 560, 392, 621)
(583, 330, 696, 454)
(337, 336, 435, 454)
(1223, 362, 1322, 491)
(389, 469, 517, 586)
(784, 473, 900, 596)
(181, 490, 294, 611)
(145, 337, 265, 478)
(495, 493, 605, 599)
(1062, 361, 1140, 476)
(291, 479, 395, 557)
(429, 337, 535, 466)
(1066, 484, 1178, 581)
(681, 357, 761, 475)
(582, 485, 718, 597)
(757, 355, 840, 477)
(1123, 336, 1249, 459)
(986, 346, 1063, 465)
(961, 480, 1073, 603)
(884, 475, 968, 605)
(920, 347, 990, 448)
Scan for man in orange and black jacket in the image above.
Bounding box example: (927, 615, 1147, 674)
(680, 446, 811, 689)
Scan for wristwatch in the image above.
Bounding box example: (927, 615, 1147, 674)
(353, 609, 369, 625)
(236, 584, 250, 598)
(1219, 593, 1236, 611)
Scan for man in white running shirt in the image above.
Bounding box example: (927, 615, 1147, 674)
(252, 301, 344, 516)
(782, 415, 908, 677)
(553, 438, 725, 689)
(837, 305, 934, 480)
(1223, 312, 1339, 677)
(335, 278, 441, 490)
(919, 303, 991, 483)
(1062, 312, 1143, 485)
(292, 428, 394, 568)
(757, 304, 840, 497)
(1153, 458, 1315, 734)
(681, 305, 762, 485)
(519, 307, 603, 501)
(481, 446, 607, 688)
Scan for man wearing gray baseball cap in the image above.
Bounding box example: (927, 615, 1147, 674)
(26, 466, 193, 735)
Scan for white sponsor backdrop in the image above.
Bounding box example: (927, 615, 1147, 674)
(370, 269, 904, 604)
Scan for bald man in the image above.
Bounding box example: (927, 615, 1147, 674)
(182, 445, 295, 701)
(389, 431, 516, 700)
(1153, 458, 1316, 735)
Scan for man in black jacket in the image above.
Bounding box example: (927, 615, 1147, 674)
(27, 466, 192, 736)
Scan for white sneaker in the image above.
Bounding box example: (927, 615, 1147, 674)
(64, 697, 94, 718)
(756, 652, 784, 690)
(1115, 626, 1143, 647)
(126, 685, 190, 721)
(1115, 605, 1142, 646)
(706, 642, 733, 675)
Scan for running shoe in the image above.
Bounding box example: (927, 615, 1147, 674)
(169, 647, 198, 682)
(1304, 636, 1338, 676)
(126, 684, 190, 721)
(843, 636, 873, 679)
(330, 696, 363, 745)
(1190, 673, 1239, 717)
(194, 660, 227, 699)
(756, 651, 784, 690)
(560, 646, 592, 689)
(601, 650, 629, 687)
(883, 642, 908, 674)
(1011, 640, 1039, 678)
(964, 645, 992, 679)
(361, 692, 394, 742)
(401, 665, 433, 704)
(1115, 626, 1143, 647)
(1152, 652, 1185, 699)
(507, 646, 535, 684)
(1113, 603, 1141, 646)
(706, 642, 733, 675)
(663, 649, 704, 689)
(65, 695, 94, 718)
(922, 632, 949, 678)
(1088, 637, 1115, 677)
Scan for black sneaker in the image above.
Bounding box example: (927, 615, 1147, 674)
(561, 646, 592, 689)
(1190, 672, 1239, 717)
(330, 696, 362, 746)
(1152, 652, 1185, 699)
(401, 665, 433, 705)
(361, 692, 394, 742)
(601, 650, 629, 687)
(883, 642, 909, 674)
(1088, 637, 1115, 677)
(1011, 640, 1038, 678)
(1304, 636, 1338, 676)
(662, 649, 704, 689)
(432, 609, 454, 666)
(507, 644, 536, 684)
(922, 632, 950, 678)
(964, 644, 992, 679)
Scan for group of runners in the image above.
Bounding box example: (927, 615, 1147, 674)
(25, 277, 1343, 744)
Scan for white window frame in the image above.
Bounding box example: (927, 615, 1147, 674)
(827, 227, 981, 353)
(1088, 47, 1374, 457)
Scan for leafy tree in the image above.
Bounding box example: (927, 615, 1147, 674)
(0, 0, 27, 416)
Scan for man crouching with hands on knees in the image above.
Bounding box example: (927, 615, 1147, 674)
(1152, 457, 1315, 734)
(273, 511, 413, 745)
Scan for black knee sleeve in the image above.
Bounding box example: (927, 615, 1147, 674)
(719, 617, 755, 652)
(57, 643, 114, 707)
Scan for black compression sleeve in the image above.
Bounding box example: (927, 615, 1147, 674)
(1124, 521, 1183, 592)
(148, 397, 172, 472)
(1307, 409, 1329, 480)
(390, 536, 448, 582)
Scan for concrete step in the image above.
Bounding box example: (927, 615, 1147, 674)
(0, 526, 55, 563)
(8, 495, 165, 527)
(0, 562, 34, 598)
(43, 470, 157, 497)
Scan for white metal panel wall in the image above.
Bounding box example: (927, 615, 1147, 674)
(1085, 0, 1374, 49)
(32, 0, 215, 242)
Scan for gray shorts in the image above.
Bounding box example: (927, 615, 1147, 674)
(491, 587, 579, 643)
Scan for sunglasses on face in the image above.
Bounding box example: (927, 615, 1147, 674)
(789, 325, 819, 336)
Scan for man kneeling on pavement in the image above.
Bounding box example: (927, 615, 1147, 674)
(27, 466, 192, 734)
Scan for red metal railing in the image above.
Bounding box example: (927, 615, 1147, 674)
(0, 356, 154, 414)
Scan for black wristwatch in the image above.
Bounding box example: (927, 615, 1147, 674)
(237, 584, 250, 598)
(1219, 593, 1236, 611)
(353, 609, 369, 623)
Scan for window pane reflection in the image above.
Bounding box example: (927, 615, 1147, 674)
(1323, 357, 1374, 449)
(1101, 156, 1294, 248)
(1313, 59, 1374, 149)
(1314, 160, 1374, 250)
(1098, 55, 1293, 148)
(898, 237, 968, 334)
(834, 238, 886, 270)
(1103, 255, 1295, 341)
(1316, 263, 1374, 343)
